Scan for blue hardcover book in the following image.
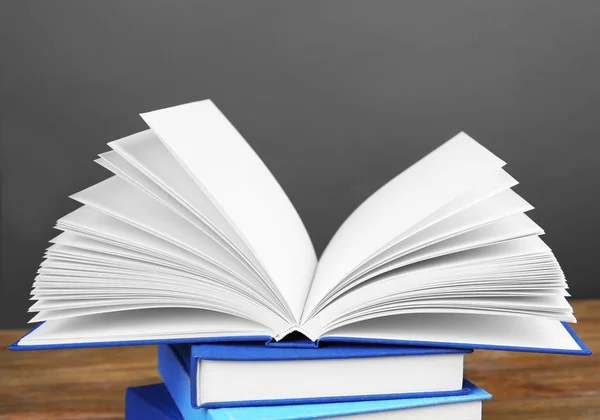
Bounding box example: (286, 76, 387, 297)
(126, 382, 491, 420)
(126, 383, 182, 419)
(158, 342, 471, 408)
(10, 101, 590, 357)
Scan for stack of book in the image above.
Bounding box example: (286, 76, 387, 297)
(9, 101, 590, 419)
(126, 342, 490, 419)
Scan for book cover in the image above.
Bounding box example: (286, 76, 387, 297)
(125, 381, 491, 420)
(159, 342, 471, 408)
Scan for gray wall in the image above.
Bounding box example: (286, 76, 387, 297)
(2, 1, 600, 329)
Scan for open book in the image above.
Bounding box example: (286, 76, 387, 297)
(11, 100, 589, 354)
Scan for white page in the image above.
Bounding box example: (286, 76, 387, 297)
(51, 231, 156, 261)
(309, 214, 545, 315)
(301, 236, 568, 336)
(56, 207, 260, 292)
(32, 290, 210, 301)
(31, 280, 255, 295)
(386, 213, 543, 271)
(363, 189, 533, 271)
(366, 286, 570, 298)
(44, 244, 199, 277)
(305, 133, 506, 318)
(96, 151, 234, 254)
(38, 255, 270, 305)
(35, 263, 267, 305)
(324, 189, 535, 306)
(362, 243, 563, 294)
(48, 232, 231, 281)
(315, 291, 575, 336)
(33, 275, 215, 289)
(33, 253, 288, 330)
(44, 243, 245, 284)
(353, 295, 573, 312)
(32, 285, 214, 297)
(333, 401, 482, 420)
(323, 313, 583, 352)
(33, 277, 243, 298)
(97, 149, 213, 233)
(370, 236, 555, 277)
(29, 303, 227, 321)
(95, 150, 289, 314)
(29, 294, 289, 332)
(30, 295, 260, 315)
(199, 353, 464, 404)
(18, 309, 272, 346)
(141, 100, 317, 322)
(305, 210, 543, 321)
(37, 261, 227, 288)
(105, 131, 271, 285)
(353, 211, 542, 285)
(107, 130, 236, 243)
(37, 260, 260, 297)
(70, 177, 259, 285)
(345, 168, 518, 283)
(329, 307, 573, 328)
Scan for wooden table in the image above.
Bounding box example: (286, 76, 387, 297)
(1, 300, 598, 420)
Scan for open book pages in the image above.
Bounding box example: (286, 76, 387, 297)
(17, 100, 584, 354)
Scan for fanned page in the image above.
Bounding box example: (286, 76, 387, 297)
(18, 100, 316, 347)
(298, 134, 584, 354)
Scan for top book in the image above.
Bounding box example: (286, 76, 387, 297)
(11, 100, 589, 354)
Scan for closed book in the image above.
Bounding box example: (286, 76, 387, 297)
(125, 382, 491, 420)
(159, 342, 470, 408)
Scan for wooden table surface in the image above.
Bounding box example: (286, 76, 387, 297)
(0, 300, 598, 420)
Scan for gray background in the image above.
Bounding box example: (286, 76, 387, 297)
(2, 1, 599, 329)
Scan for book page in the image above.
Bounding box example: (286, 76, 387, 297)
(325, 189, 534, 305)
(301, 236, 572, 338)
(323, 313, 583, 353)
(101, 136, 291, 318)
(339, 171, 519, 287)
(48, 232, 203, 274)
(310, 212, 545, 316)
(304, 133, 506, 319)
(43, 206, 291, 331)
(56, 207, 231, 277)
(141, 101, 317, 323)
(70, 177, 258, 283)
(17, 309, 272, 346)
(103, 132, 271, 285)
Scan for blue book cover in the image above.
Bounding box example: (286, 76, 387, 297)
(158, 342, 472, 409)
(10, 321, 591, 356)
(126, 384, 182, 420)
(125, 381, 491, 420)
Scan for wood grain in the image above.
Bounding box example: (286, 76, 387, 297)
(1, 300, 598, 420)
